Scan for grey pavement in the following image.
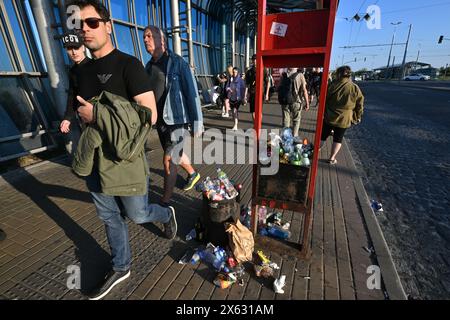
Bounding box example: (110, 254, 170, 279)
(346, 81, 450, 299)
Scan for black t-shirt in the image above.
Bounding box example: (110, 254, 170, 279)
(145, 52, 169, 122)
(64, 57, 91, 121)
(245, 66, 269, 95)
(75, 49, 151, 103)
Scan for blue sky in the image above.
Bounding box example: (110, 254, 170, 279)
(330, 0, 450, 71)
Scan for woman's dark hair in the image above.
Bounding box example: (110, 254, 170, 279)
(233, 67, 239, 72)
(68, 0, 110, 21)
(336, 66, 352, 79)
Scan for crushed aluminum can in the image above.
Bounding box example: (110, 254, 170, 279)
(371, 200, 383, 212)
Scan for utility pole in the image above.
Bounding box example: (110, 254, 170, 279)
(400, 24, 412, 80)
(415, 50, 420, 70)
(390, 56, 396, 79)
(387, 22, 402, 72)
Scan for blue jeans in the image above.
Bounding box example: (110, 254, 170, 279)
(89, 180, 171, 272)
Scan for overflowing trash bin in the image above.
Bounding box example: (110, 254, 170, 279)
(197, 168, 241, 247)
(257, 128, 313, 204)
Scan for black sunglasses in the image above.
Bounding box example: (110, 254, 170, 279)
(74, 17, 109, 30)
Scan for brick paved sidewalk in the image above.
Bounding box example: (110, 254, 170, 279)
(0, 99, 406, 300)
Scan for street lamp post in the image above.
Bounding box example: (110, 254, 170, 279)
(400, 24, 413, 80)
(387, 22, 402, 79)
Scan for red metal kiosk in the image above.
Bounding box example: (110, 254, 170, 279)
(251, 0, 338, 258)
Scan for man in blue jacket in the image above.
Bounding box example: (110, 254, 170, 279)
(143, 26, 203, 207)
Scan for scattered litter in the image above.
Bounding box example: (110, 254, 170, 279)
(303, 276, 311, 280)
(257, 250, 271, 264)
(363, 246, 375, 254)
(371, 200, 383, 213)
(214, 273, 235, 289)
(269, 262, 280, 270)
(178, 251, 194, 264)
(273, 275, 287, 294)
(266, 212, 282, 225)
(282, 222, 290, 230)
(254, 264, 274, 278)
(185, 228, 196, 241)
(272, 128, 313, 166)
(190, 252, 201, 264)
(194, 218, 205, 241)
(197, 169, 240, 201)
(227, 257, 237, 268)
(238, 279, 245, 286)
(265, 223, 291, 240)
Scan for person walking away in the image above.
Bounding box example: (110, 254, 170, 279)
(312, 68, 323, 106)
(143, 25, 203, 206)
(278, 68, 310, 137)
(59, 31, 90, 154)
(69, 0, 177, 300)
(320, 65, 364, 164)
(221, 65, 234, 117)
(244, 54, 270, 120)
(225, 67, 245, 131)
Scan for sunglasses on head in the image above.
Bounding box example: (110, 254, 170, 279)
(74, 17, 109, 30)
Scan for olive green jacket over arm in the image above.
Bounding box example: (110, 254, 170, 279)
(324, 78, 364, 128)
(72, 91, 152, 196)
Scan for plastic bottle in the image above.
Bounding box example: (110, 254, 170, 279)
(244, 209, 251, 228)
(267, 224, 291, 240)
(203, 176, 214, 191)
(217, 168, 238, 199)
(198, 245, 224, 271)
(258, 206, 268, 226)
(281, 127, 293, 141)
(302, 153, 311, 166)
(194, 218, 205, 242)
(190, 252, 200, 264)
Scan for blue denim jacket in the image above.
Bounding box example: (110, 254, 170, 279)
(145, 50, 203, 133)
(225, 76, 245, 102)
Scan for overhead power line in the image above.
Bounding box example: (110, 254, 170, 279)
(382, 1, 450, 15)
(340, 43, 406, 49)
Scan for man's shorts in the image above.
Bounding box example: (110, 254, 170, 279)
(156, 123, 189, 157)
(249, 94, 255, 113)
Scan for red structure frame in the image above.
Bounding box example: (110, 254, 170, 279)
(251, 0, 338, 258)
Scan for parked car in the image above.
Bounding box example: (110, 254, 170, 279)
(403, 73, 430, 81)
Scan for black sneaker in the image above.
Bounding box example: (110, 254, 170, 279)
(183, 172, 201, 191)
(88, 269, 130, 300)
(0, 228, 6, 241)
(163, 206, 177, 240)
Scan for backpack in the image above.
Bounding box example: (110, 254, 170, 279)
(278, 73, 296, 105)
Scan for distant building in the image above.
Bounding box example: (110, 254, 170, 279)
(373, 61, 438, 79)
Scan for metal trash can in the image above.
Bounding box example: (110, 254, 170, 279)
(201, 195, 240, 247)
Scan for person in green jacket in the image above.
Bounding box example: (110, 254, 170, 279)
(320, 66, 364, 164)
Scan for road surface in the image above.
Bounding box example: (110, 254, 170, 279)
(345, 81, 450, 299)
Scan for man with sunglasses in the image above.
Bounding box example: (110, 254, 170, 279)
(68, 0, 177, 300)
